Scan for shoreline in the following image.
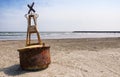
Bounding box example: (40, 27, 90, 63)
(1, 32, 120, 40)
(0, 36, 120, 40)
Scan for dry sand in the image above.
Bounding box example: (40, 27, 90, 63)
(0, 38, 120, 77)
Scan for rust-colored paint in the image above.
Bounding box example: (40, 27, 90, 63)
(18, 46, 50, 70)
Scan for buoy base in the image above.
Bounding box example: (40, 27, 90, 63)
(18, 45, 51, 71)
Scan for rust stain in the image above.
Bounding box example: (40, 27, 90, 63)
(18, 46, 51, 70)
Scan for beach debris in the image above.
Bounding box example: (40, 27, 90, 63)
(17, 2, 51, 71)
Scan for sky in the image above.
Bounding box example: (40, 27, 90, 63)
(0, 0, 120, 31)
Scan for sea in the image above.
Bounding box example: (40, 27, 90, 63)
(0, 31, 120, 40)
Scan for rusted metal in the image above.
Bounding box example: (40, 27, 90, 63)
(25, 14, 42, 46)
(18, 45, 50, 70)
(17, 2, 51, 71)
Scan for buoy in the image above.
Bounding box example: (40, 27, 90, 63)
(17, 2, 51, 71)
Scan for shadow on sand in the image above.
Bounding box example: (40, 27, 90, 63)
(0, 64, 27, 76)
(0, 64, 47, 76)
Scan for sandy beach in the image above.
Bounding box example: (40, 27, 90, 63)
(0, 38, 120, 77)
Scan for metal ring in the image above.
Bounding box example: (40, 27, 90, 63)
(24, 13, 39, 18)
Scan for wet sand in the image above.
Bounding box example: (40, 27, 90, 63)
(0, 38, 120, 77)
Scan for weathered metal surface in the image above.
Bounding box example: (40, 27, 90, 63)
(18, 46, 50, 70)
(25, 14, 42, 46)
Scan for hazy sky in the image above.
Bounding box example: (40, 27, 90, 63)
(0, 0, 120, 31)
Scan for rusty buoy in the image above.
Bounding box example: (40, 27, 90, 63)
(17, 2, 51, 71)
(18, 45, 51, 70)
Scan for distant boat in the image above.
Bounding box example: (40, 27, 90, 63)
(73, 31, 120, 33)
